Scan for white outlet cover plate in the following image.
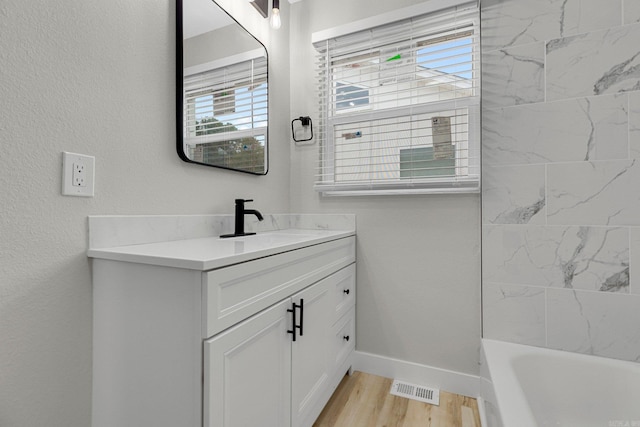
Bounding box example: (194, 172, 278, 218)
(62, 152, 95, 197)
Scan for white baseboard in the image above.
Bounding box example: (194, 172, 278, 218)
(353, 351, 481, 399)
(476, 396, 488, 427)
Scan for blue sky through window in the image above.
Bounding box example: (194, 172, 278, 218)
(417, 37, 473, 80)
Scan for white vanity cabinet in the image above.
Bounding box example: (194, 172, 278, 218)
(205, 299, 293, 427)
(205, 267, 354, 427)
(290, 275, 335, 427)
(91, 231, 356, 427)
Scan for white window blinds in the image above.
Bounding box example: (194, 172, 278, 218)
(184, 55, 268, 173)
(314, 2, 480, 195)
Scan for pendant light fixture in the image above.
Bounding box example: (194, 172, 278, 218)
(270, 0, 281, 29)
(249, 0, 281, 29)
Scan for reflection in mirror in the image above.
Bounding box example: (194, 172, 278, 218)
(177, 0, 268, 174)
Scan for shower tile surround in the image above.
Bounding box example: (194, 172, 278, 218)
(481, 0, 640, 362)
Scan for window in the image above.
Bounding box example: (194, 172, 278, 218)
(184, 55, 268, 174)
(313, 2, 480, 195)
(336, 83, 370, 111)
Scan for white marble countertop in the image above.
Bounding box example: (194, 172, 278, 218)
(87, 228, 355, 271)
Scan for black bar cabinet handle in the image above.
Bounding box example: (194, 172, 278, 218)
(343, 289, 350, 295)
(288, 300, 304, 341)
(298, 299, 304, 337)
(343, 335, 350, 342)
(287, 303, 297, 342)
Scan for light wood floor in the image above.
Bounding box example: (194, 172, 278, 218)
(313, 371, 481, 427)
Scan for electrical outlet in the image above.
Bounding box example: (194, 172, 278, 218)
(73, 162, 87, 187)
(62, 152, 95, 197)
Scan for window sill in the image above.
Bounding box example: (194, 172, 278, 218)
(314, 180, 480, 196)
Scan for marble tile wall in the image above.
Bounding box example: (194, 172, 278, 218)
(626, 1, 640, 24)
(481, 0, 640, 362)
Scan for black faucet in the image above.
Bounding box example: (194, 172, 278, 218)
(220, 199, 264, 238)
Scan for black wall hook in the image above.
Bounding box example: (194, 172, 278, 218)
(291, 116, 313, 142)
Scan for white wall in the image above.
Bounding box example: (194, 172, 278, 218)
(184, 24, 260, 68)
(289, 0, 482, 376)
(0, 0, 290, 425)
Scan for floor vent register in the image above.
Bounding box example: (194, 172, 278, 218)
(390, 379, 440, 406)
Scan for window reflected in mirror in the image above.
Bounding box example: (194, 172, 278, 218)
(178, 0, 269, 175)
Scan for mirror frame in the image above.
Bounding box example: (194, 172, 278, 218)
(176, 0, 269, 175)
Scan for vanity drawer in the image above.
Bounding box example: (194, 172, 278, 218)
(203, 236, 355, 337)
(332, 264, 356, 323)
(332, 308, 355, 370)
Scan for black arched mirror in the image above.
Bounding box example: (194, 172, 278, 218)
(177, 0, 269, 175)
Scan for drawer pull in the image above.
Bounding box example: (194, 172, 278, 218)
(287, 299, 304, 341)
(343, 335, 350, 342)
(343, 289, 350, 295)
(299, 298, 304, 337)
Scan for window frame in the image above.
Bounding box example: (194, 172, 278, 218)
(313, 3, 480, 196)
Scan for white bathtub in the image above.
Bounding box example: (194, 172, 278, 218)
(481, 339, 640, 427)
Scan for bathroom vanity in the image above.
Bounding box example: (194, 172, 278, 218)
(88, 215, 356, 427)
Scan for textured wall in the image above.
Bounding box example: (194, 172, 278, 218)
(482, 0, 640, 362)
(289, 0, 482, 376)
(0, 0, 290, 425)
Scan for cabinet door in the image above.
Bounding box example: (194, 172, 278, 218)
(204, 299, 291, 427)
(291, 275, 334, 427)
